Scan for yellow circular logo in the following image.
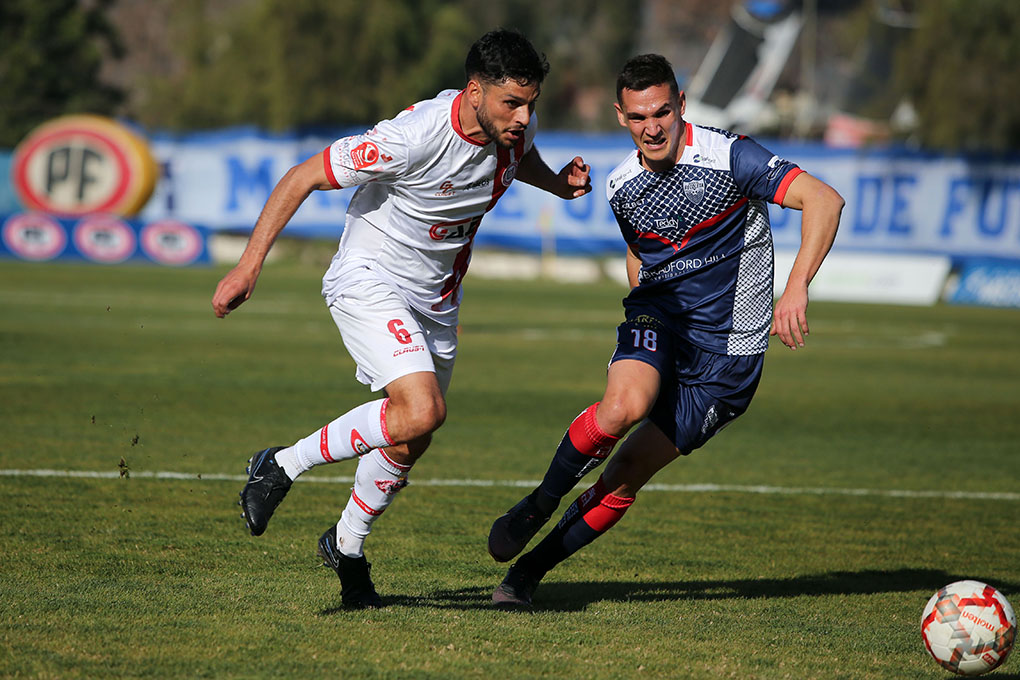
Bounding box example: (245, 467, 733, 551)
(12, 115, 157, 217)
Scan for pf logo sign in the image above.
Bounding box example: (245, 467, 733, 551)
(12, 115, 157, 217)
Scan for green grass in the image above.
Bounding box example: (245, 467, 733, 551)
(1, 258, 1018, 679)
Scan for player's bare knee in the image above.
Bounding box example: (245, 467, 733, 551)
(425, 397, 447, 432)
(597, 397, 649, 436)
(406, 396, 446, 437)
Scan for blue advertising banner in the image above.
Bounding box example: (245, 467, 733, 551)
(6, 124, 1019, 262)
(132, 126, 1020, 261)
(947, 260, 1020, 308)
(0, 152, 18, 215)
(0, 212, 210, 266)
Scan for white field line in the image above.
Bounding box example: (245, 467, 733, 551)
(1, 468, 1017, 502)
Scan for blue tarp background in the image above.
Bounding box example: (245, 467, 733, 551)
(5, 126, 1020, 263)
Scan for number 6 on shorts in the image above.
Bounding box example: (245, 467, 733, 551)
(387, 319, 412, 345)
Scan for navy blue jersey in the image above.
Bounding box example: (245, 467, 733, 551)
(606, 122, 803, 355)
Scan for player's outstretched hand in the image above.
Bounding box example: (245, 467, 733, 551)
(559, 156, 592, 199)
(212, 265, 259, 318)
(771, 286, 809, 350)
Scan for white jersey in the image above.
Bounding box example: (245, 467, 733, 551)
(320, 89, 536, 325)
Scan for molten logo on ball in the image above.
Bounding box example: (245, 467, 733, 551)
(921, 580, 1016, 676)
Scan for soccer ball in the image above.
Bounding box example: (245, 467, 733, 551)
(921, 580, 1016, 676)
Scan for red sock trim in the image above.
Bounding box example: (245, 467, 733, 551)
(567, 403, 620, 458)
(582, 493, 635, 532)
(380, 398, 395, 446)
(600, 493, 635, 510)
(351, 489, 384, 516)
(319, 425, 334, 462)
(379, 448, 412, 471)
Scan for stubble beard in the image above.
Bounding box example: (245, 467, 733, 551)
(476, 105, 516, 149)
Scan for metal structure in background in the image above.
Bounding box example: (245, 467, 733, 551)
(684, 0, 804, 133)
(681, 0, 918, 145)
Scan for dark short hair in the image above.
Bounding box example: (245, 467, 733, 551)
(616, 54, 680, 102)
(465, 29, 550, 87)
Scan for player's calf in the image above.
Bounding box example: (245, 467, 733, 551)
(508, 477, 635, 581)
(534, 403, 621, 513)
(335, 448, 411, 558)
(275, 398, 396, 479)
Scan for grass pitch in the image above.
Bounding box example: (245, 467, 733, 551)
(1, 258, 1018, 679)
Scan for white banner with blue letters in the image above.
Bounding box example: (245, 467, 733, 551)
(135, 127, 1020, 262)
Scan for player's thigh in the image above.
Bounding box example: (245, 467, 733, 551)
(600, 360, 661, 433)
(329, 280, 438, 392)
(648, 343, 764, 455)
(604, 315, 672, 423)
(417, 313, 457, 396)
(383, 370, 445, 417)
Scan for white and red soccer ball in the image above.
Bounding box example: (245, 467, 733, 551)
(922, 580, 1016, 676)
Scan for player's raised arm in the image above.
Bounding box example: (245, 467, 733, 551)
(516, 147, 592, 199)
(771, 171, 844, 349)
(212, 153, 334, 318)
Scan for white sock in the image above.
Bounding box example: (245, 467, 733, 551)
(335, 449, 411, 557)
(276, 398, 394, 480)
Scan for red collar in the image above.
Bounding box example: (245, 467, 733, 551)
(451, 90, 487, 146)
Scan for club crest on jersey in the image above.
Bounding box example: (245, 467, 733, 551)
(350, 141, 380, 170)
(501, 162, 518, 187)
(683, 178, 705, 205)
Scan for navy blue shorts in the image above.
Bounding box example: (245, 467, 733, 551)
(609, 313, 764, 455)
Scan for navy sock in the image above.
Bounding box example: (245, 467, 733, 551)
(519, 478, 634, 575)
(534, 403, 619, 514)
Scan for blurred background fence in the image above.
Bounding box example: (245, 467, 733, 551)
(2, 0, 1018, 306)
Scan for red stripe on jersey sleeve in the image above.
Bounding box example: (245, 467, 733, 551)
(773, 167, 804, 205)
(322, 146, 341, 189)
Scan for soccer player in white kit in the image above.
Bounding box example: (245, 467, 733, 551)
(211, 29, 592, 608)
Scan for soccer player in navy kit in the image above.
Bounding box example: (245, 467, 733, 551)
(488, 54, 845, 607)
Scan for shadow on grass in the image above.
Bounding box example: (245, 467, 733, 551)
(320, 568, 1020, 615)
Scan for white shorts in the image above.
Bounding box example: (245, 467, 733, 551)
(327, 263, 457, 394)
